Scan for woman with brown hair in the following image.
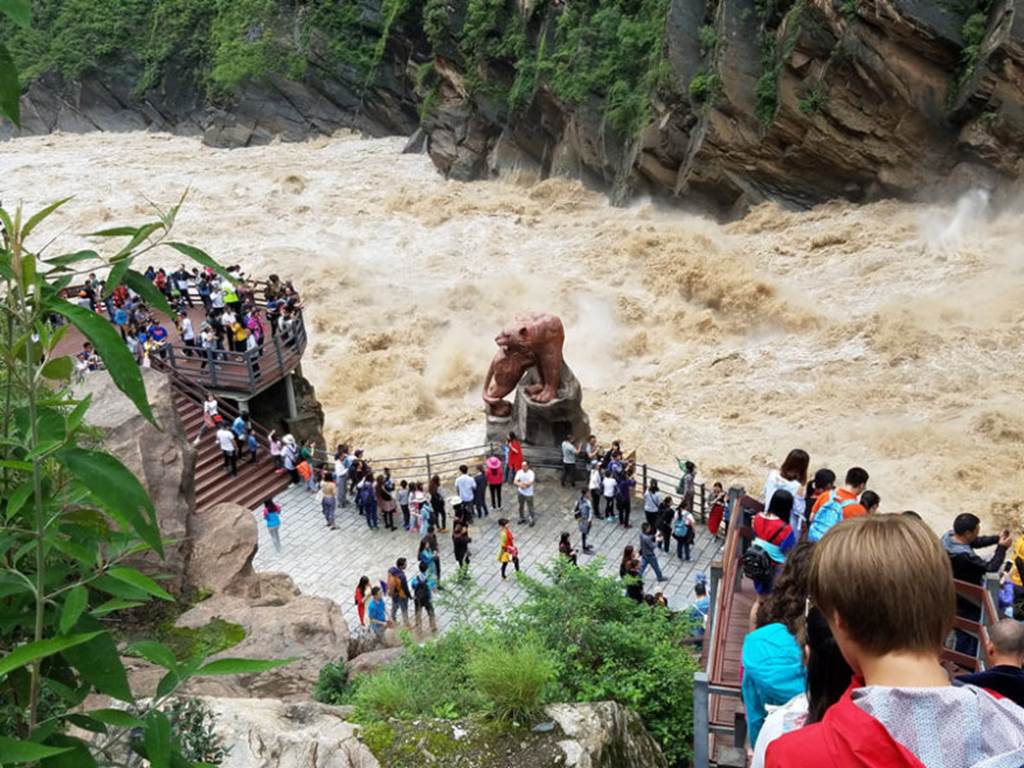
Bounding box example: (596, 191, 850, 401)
(376, 474, 397, 532)
(763, 448, 809, 538)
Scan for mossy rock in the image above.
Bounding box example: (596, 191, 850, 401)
(356, 716, 568, 768)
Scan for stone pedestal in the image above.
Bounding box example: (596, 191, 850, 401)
(486, 361, 590, 447)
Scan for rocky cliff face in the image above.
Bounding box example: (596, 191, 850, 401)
(422, 0, 1024, 211)
(5, 0, 1023, 212)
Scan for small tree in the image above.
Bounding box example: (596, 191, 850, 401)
(0, 197, 289, 766)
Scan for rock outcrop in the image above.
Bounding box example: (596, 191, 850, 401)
(344, 646, 406, 681)
(175, 572, 350, 700)
(76, 369, 195, 595)
(8, 0, 1024, 211)
(185, 502, 260, 598)
(204, 697, 376, 768)
(196, 697, 666, 768)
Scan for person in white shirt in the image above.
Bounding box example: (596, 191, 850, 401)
(216, 425, 237, 477)
(454, 464, 476, 518)
(588, 461, 604, 519)
(210, 286, 225, 310)
(334, 446, 351, 507)
(601, 470, 618, 520)
(193, 393, 219, 445)
(177, 311, 195, 356)
(514, 460, 536, 526)
(560, 438, 579, 488)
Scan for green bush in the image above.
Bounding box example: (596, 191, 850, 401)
(798, 85, 827, 114)
(510, 561, 700, 764)
(348, 629, 488, 719)
(313, 658, 350, 705)
(331, 561, 700, 764)
(467, 637, 555, 720)
(688, 71, 720, 104)
(699, 24, 718, 55)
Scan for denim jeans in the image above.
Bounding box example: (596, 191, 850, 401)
(391, 596, 409, 624)
(365, 501, 379, 529)
(337, 481, 349, 508)
(674, 535, 691, 560)
(640, 553, 664, 580)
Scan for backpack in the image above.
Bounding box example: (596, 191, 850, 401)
(673, 513, 691, 539)
(807, 491, 858, 542)
(412, 575, 430, 606)
(741, 524, 787, 582)
(387, 571, 402, 598)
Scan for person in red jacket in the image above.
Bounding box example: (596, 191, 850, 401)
(766, 514, 1024, 768)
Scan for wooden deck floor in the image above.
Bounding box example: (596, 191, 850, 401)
(710, 578, 755, 764)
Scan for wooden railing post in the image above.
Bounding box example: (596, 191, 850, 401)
(425, 453, 432, 480)
(642, 463, 648, 491)
(707, 563, 722, 654)
(699, 482, 707, 523)
(693, 671, 711, 768)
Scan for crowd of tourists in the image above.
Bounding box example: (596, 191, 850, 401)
(70, 266, 302, 372)
(254, 432, 727, 636)
(732, 448, 1024, 767)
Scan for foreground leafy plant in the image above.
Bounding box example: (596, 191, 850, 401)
(0, 197, 290, 766)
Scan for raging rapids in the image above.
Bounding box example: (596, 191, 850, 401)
(3, 131, 1023, 534)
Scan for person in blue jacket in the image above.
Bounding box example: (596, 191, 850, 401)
(741, 542, 814, 746)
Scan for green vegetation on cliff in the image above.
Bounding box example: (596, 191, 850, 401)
(0, 0, 412, 98)
(1, 0, 674, 135)
(317, 561, 700, 765)
(422, 0, 671, 134)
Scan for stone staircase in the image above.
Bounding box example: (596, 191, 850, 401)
(170, 379, 292, 511)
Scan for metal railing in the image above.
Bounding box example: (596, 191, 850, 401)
(297, 439, 706, 515)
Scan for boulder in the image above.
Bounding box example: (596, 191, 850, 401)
(345, 646, 406, 682)
(185, 502, 259, 598)
(257, 571, 303, 604)
(174, 580, 350, 700)
(546, 701, 668, 768)
(202, 697, 378, 768)
(76, 369, 195, 595)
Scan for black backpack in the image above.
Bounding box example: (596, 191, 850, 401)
(413, 575, 430, 606)
(741, 524, 786, 582)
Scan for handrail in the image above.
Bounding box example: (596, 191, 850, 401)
(707, 496, 744, 689)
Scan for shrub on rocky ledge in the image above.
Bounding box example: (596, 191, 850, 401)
(323, 559, 700, 765)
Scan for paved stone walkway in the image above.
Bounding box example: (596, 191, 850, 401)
(252, 471, 722, 632)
